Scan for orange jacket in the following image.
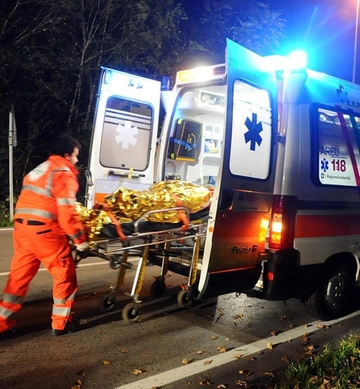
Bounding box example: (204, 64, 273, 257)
(14, 155, 86, 245)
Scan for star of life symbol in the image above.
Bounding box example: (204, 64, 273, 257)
(244, 112, 263, 151)
(321, 158, 329, 172)
(115, 121, 138, 149)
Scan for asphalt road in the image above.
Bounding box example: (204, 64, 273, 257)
(1, 227, 360, 389)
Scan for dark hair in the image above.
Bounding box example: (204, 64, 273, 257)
(51, 134, 81, 157)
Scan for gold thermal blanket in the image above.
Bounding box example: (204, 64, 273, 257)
(76, 180, 212, 243)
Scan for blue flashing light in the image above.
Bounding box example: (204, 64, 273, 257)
(288, 50, 307, 70)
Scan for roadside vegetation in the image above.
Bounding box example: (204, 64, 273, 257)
(272, 333, 360, 389)
(0, 201, 13, 227)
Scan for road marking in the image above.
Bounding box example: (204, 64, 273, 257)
(0, 258, 139, 277)
(115, 309, 360, 389)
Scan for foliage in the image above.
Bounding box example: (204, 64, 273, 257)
(0, 0, 285, 202)
(274, 334, 360, 389)
(0, 201, 14, 227)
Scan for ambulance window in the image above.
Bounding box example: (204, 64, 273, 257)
(229, 81, 272, 179)
(317, 107, 360, 187)
(99, 96, 153, 171)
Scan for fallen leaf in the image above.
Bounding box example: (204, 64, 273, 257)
(282, 356, 290, 362)
(217, 384, 227, 388)
(199, 377, 211, 385)
(131, 369, 143, 375)
(264, 371, 274, 377)
(102, 360, 111, 366)
(196, 350, 203, 355)
(270, 330, 280, 336)
(247, 357, 255, 361)
(121, 349, 128, 353)
(234, 354, 242, 359)
(235, 379, 248, 387)
(211, 336, 218, 340)
(204, 360, 213, 365)
(239, 369, 249, 374)
(267, 342, 273, 350)
(218, 347, 227, 353)
(182, 358, 189, 365)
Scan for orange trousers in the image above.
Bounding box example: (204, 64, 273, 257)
(0, 220, 78, 332)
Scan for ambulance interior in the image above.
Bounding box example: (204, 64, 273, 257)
(164, 85, 226, 187)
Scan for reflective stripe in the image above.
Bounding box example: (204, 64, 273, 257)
(57, 198, 75, 206)
(68, 230, 85, 240)
(15, 208, 57, 220)
(2, 293, 24, 305)
(21, 184, 52, 198)
(47, 168, 70, 191)
(0, 306, 16, 320)
(53, 291, 76, 305)
(52, 306, 71, 317)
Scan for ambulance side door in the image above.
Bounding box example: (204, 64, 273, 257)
(199, 39, 278, 298)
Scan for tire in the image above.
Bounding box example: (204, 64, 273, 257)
(304, 261, 354, 320)
(122, 302, 141, 323)
(177, 289, 193, 308)
(150, 278, 166, 298)
(99, 292, 116, 312)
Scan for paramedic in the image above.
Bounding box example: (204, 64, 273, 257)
(0, 133, 89, 338)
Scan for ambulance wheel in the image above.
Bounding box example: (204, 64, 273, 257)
(99, 292, 116, 312)
(304, 261, 354, 321)
(177, 289, 192, 308)
(122, 302, 141, 323)
(150, 278, 166, 298)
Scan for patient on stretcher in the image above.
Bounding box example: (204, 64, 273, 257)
(76, 180, 212, 244)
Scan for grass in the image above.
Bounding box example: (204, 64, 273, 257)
(0, 202, 14, 227)
(273, 334, 360, 388)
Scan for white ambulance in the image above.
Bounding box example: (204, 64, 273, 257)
(86, 38, 360, 321)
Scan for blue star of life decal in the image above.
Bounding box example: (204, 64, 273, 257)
(321, 158, 329, 172)
(244, 113, 263, 151)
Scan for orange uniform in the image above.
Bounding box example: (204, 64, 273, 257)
(0, 155, 86, 332)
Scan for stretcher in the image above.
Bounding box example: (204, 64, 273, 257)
(76, 206, 208, 323)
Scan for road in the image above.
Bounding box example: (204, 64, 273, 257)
(1, 227, 360, 389)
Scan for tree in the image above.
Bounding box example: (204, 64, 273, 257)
(0, 0, 285, 204)
(178, 0, 285, 68)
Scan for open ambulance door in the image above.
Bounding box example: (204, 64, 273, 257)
(86, 67, 161, 208)
(198, 39, 278, 299)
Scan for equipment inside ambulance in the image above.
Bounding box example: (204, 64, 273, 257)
(84, 38, 360, 323)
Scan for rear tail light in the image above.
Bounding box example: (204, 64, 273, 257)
(269, 195, 297, 250)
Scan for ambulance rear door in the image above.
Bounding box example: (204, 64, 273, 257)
(86, 67, 161, 208)
(198, 39, 278, 298)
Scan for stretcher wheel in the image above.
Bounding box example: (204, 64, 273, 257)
(177, 289, 192, 308)
(150, 278, 166, 298)
(109, 255, 121, 269)
(99, 292, 116, 312)
(122, 302, 141, 323)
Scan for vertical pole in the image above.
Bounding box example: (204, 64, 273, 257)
(8, 110, 14, 221)
(353, 0, 360, 83)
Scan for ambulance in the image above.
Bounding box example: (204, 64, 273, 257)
(86, 38, 360, 321)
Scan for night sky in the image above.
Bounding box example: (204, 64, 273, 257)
(272, 0, 358, 82)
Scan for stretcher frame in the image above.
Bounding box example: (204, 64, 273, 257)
(82, 206, 207, 323)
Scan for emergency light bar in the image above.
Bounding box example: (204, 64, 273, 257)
(176, 64, 226, 85)
(288, 50, 307, 70)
